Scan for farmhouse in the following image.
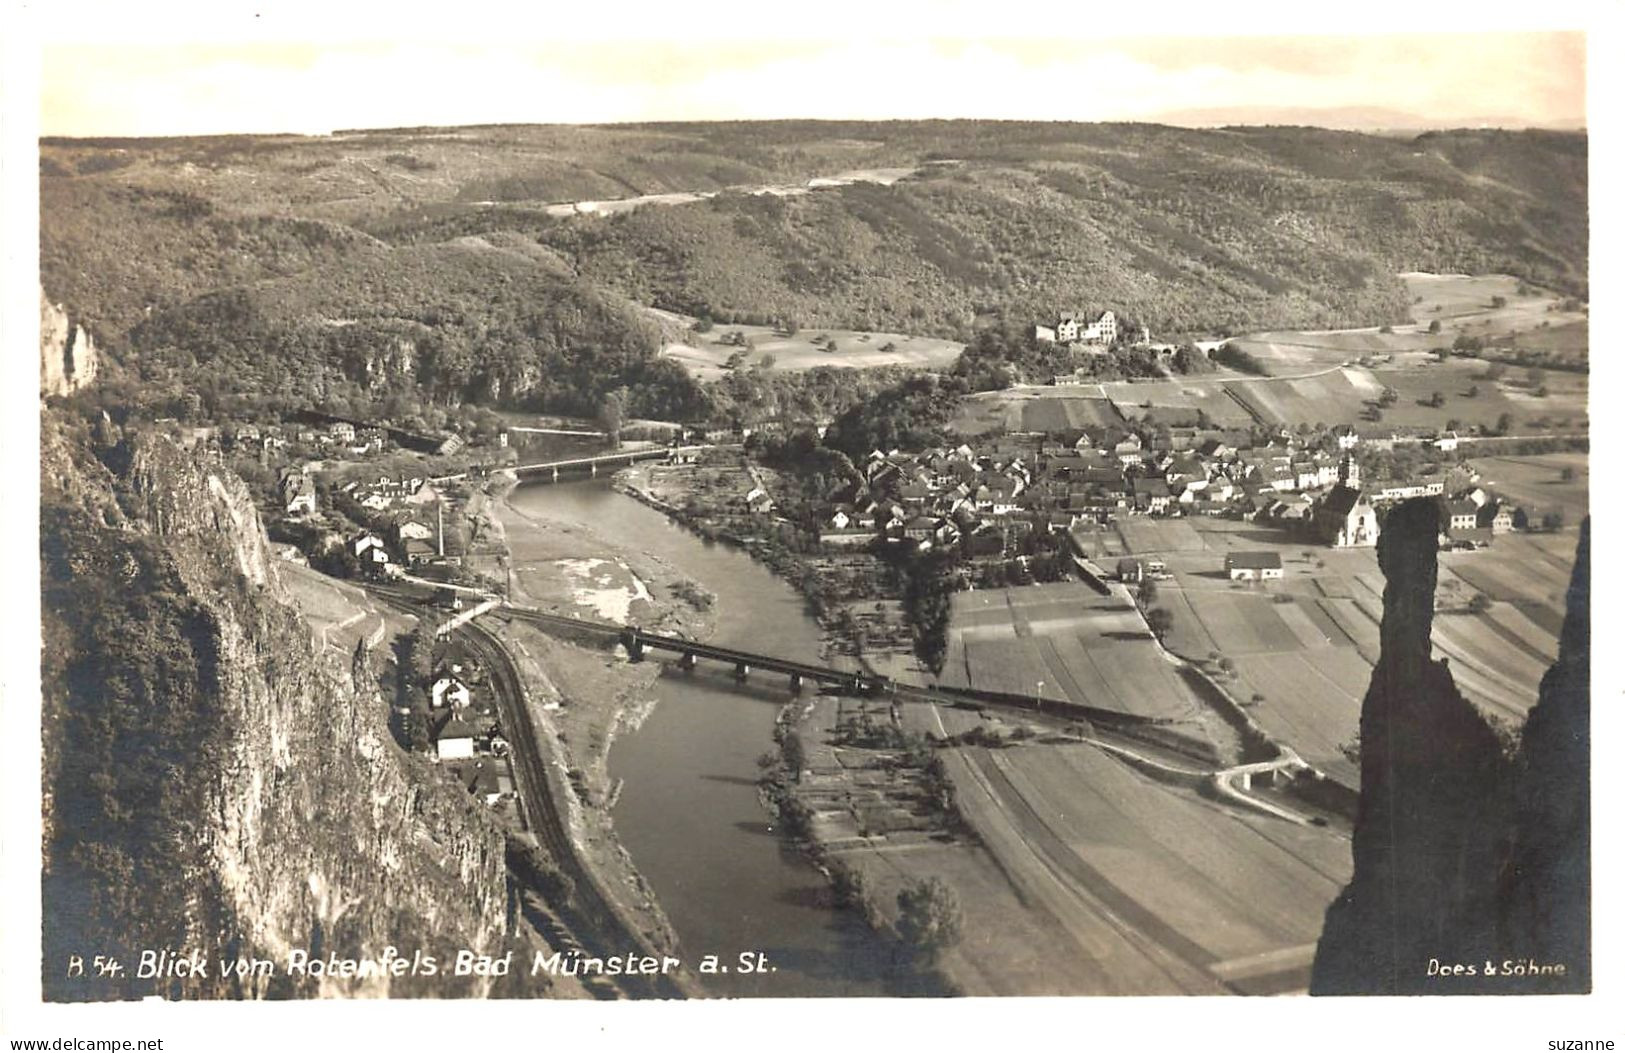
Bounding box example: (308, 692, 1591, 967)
(396, 517, 434, 544)
(1373, 479, 1447, 502)
(902, 516, 938, 543)
(1443, 499, 1480, 535)
(1479, 500, 1518, 534)
(1225, 551, 1284, 581)
(403, 538, 437, 565)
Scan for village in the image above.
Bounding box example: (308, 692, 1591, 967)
(798, 418, 1554, 583)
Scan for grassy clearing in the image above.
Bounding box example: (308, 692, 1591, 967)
(280, 561, 405, 651)
(660, 322, 963, 380)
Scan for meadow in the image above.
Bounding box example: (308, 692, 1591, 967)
(660, 323, 964, 381)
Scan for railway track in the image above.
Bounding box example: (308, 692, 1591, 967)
(369, 587, 689, 998)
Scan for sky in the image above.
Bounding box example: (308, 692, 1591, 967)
(23, 1, 1593, 137)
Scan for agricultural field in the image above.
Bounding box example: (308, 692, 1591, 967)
(939, 742, 1349, 994)
(1226, 328, 1433, 373)
(1100, 358, 1588, 432)
(659, 322, 963, 380)
(950, 385, 1121, 436)
(1115, 517, 1206, 555)
(1100, 379, 1256, 427)
(1108, 516, 1580, 782)
(1366, 361, 1587, 433)
(939, 582, 1212, 725)
(1221, 367, 1384, 426)
(1471, 453, 1590, 523)
(1018, 394, 1124, 432)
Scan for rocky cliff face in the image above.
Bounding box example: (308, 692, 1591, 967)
(41, 416, 519, 1000)
(1312, 500, 1589, 994)
(40, 288, 99, 397)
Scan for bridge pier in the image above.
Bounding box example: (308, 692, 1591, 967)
(590, 462, 597, 478)
(735, 661, 750, 681)
(679, 651, 698, 672)
(551, 466, 559, 483)
(789, 673, 804, 694)
(620, 630, 645, 662)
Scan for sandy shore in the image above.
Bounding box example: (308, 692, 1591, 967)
(481, 483, 719, 962)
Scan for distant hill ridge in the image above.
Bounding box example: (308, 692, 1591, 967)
(40, 121, 1585, 415)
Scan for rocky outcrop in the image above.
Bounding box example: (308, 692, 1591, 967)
(40, 288, 99, 397)
(1312, 500, 1589, 994)
(41, 417, 523, 1000)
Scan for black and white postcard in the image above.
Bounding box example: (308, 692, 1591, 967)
(3, 3, 1616, 1049)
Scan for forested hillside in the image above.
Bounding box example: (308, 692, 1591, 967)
(41, 121, 1586, 420)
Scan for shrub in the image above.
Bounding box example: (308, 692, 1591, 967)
(895, 877, 963, 960)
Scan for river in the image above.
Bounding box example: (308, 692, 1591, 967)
(507, 479, 898, 997)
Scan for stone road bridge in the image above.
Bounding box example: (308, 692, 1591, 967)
(513, 444, 710, 483)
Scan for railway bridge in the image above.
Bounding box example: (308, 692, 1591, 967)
(616, 625, 888, 695)
(494, 603, 886, 695)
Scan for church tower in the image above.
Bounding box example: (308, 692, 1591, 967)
(1338, 453, 1360, 489)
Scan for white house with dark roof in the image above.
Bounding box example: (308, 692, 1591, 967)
(434, 715, 479, 761)
(431, 675, 472, 710)
(1225, 551, 1284, 581)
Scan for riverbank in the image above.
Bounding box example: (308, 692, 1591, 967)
(482, 483, 721, 975)
(614, 461, 917, 671)
(612, 462, 995, 992)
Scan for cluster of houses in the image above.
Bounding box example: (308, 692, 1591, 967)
(342, 474, 441, 513)
(427, 661, 515, 806)
(788, 422, 1533, 563)
(349, 504, 450, 572)
(200, 419, 391, 458)
(807, 426, 1355, 556)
